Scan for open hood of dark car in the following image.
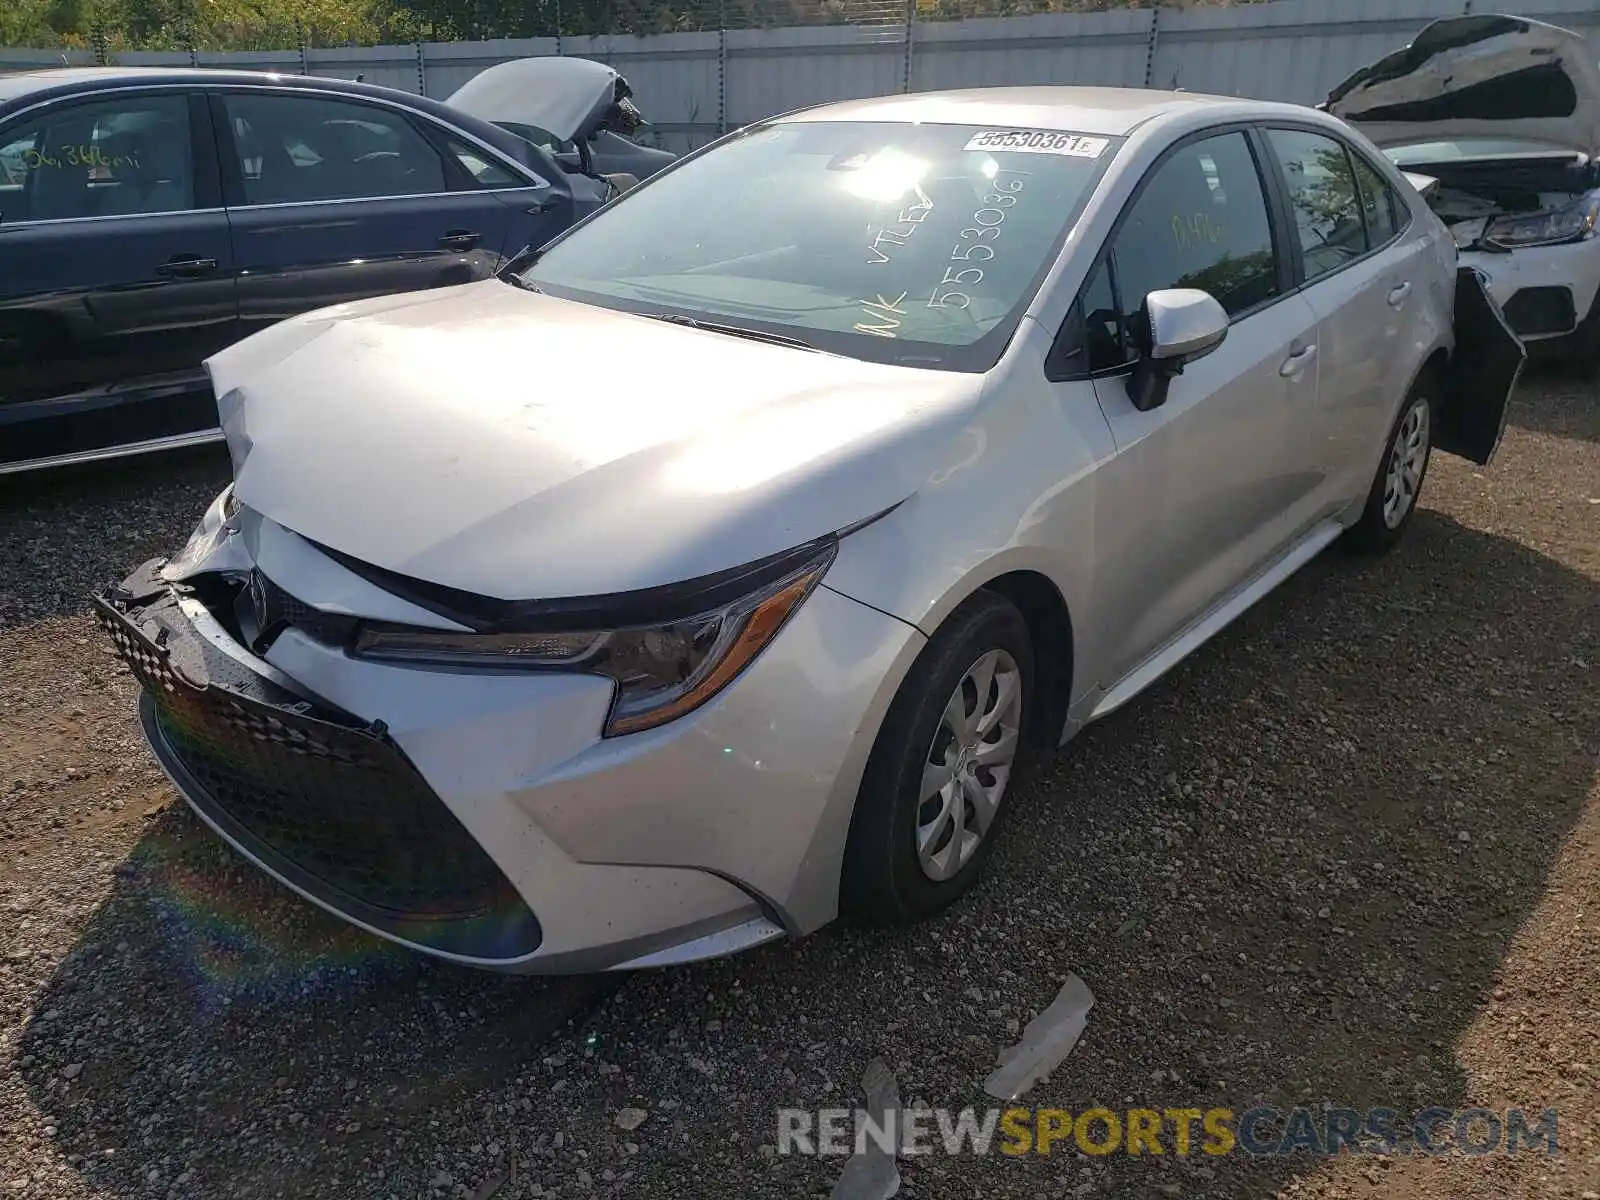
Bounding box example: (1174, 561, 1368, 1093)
(1327, 14, 1600, 158)
(446, 56, 642, 145)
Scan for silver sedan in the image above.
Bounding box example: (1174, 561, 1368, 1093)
(99, 86, 1523, 972)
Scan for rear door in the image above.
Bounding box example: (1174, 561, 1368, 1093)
(1259, 125, 1434, 533)
(212, 88, 562, 341)
(0, 90, 236, 470)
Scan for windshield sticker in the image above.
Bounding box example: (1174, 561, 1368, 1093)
(867, 184, 936, 265)
(928, 171, 1027, 312)
(854, 291, 910, 338)
(964, 131, 1108, 158)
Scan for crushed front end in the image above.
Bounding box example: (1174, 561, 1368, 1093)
(96, 559, 543, 962)
(92, 493, 921, 973)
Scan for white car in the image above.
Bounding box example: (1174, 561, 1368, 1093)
(99, 85, 1521, 972)
(1328, 13, 1600, 363)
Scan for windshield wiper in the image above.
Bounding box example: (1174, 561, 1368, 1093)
(500, 273, 542, 293)
(644, 312, 819, 352)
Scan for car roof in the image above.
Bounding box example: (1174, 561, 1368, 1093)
(782, 86, 1310, 137)
(0, 66, 416, 110)
(0, 65, 570, 182)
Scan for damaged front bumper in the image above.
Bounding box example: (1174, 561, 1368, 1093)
(95, 560, 799, 972)
(96, 562, 545, 962)
(96, 536, 923, 972)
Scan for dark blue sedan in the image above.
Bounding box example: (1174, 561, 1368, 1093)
(0, 61, 667, 474)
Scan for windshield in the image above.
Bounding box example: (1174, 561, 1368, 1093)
(521, 120, 1119, 371)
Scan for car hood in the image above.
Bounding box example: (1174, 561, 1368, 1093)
(204, 282, 984, 601)
(446, 56, 631, 144)
(1327, 14, 1600, 157)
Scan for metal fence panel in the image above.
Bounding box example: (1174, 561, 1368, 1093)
(912, 9, 1154, 93)
(1510, 0, 1600, 42)
(0, 48, 98, 70)
(725, 24, 906, 129)
(193, 50, 305, 71)
(305, 45, 424, 92)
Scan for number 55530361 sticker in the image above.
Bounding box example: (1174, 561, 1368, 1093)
(963, 130, 1109, 157)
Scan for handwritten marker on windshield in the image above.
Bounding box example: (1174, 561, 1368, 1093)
(982, 973, 1095, 1102)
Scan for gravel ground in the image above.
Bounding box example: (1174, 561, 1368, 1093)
(1, 371, 1596, 1200)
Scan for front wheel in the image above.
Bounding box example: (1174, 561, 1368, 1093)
(1343, 383, 1434, 555)
(841, 591, 1033, 924)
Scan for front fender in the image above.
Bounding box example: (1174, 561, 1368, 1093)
(823, 344, 1115, 712)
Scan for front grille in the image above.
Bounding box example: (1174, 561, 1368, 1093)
(1502, 287, 1576, 336)
(95, 592, 541, 960)
(245, 569, 358, 650)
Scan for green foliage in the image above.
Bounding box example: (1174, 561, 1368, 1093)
(0, 0, 1269, 50)
(0, 0, 92, 48)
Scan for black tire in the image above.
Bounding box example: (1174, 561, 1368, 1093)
(1343, 379, 1435, 556)
(841, 590, 1034, 924)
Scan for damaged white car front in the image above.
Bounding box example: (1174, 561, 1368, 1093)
(1328, 13, 1600, 361)
(447, 56, 674, 203)
(90, 274, 982, 974)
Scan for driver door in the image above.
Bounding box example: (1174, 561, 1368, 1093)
(210, 90, 544, 341)
(1062, 129, 1322, 691)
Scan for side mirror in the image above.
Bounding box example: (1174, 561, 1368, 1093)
(1125, 288, 1230, 412)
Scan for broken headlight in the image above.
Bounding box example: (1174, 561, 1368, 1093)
(1484, 192, 1600, 249)
(351, 543, 836, 737)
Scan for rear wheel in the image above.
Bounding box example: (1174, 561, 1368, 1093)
(842, 591, 1033, 924)
(1343, 382, 1434, 556)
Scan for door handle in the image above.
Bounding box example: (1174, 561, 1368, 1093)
(1388, 282, 1413, 308)
(439, 230, 483, 251)
(155, 255, 219, 279)
(1279, 344, 1317, 378)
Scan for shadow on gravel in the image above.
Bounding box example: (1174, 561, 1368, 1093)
(868, 507, 1596, 1197)
(12, 511, 1598, 1199)
(1505, 361, 1599, 444)
(625, 508, 1598, 1197)
(13, 804, 618, 1197)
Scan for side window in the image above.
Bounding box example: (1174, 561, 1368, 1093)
(0, 95, 194, 223)
(1349, 150, 1401, 246)
(1265, 129, 1367, 281)
(1048, 258, 1128, 379)
(1083, 258, 1129, 373)
(447, 140, 521, 188)
(220, 93, 447, 206)
(1111, 131, 1280, 326)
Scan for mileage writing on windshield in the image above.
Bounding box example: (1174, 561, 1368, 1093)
(852, 167, 1028, 338)
(928, 171, 1026, 313)
(852, 130, 1109, 339)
